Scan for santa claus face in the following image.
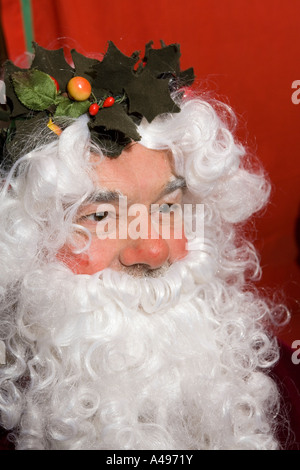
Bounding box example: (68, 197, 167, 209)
(58, 143, 188, 275)
(0, 105, 280, 451)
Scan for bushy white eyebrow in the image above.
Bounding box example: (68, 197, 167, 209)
(159, 176, 186, 198)
(86, 189, 123, 204)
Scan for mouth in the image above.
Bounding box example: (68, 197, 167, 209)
(121, 263, 171, 279)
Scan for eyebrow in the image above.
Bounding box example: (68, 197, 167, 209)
(84, 176, 187, 205)
(86, 189, 122, 204)
(158, 176, 186, 198)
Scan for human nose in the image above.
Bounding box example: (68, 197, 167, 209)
(119, 236, 170, 269)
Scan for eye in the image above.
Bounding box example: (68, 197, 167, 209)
(159, 203, 173, 214)
(159, 203, 180, 214)
(83, 211, 109, 222)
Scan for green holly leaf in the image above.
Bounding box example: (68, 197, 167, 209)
(0, 106, 9, 122)
(12, 69, 57, 111)
(143, 42, 195, 89)
(54, 96, 90, 118)
(125, 69, 180, 122)
(178, 67, 195, 87)
(90, 103, 140, 141)
(93, 41, 139, 94)
(71, 49, 100, 80)
(4, 61, 29, 117)
(31, 42, 74, 91)
(144, 41, 181, 76)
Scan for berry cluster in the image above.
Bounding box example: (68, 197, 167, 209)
(53, 75, 116, 116)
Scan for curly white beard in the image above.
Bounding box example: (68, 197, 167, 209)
(2, 246, 280, 450)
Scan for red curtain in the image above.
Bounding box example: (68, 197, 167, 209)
(1, 0, 300, 345)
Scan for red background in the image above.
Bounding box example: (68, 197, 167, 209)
(1, 0, 300, 346)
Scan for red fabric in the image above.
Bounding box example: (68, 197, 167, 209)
(0, 0, 26, 65)
(1, 0, 300, 344)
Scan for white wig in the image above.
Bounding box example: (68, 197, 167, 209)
(0, 95, 290, 450)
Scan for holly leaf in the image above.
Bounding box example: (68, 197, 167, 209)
(71, 49, 100, 80)
(93, 41, 139, 94)
(0, 106, 9, 122)
(144, 41, 181, 76)
(143, 42, 195, 90)
(11, 69, 57, 111)
(178, 67, 195, 87)
(31, 42, 74, 91)
(125, 69, 180, 122)
(54, 96, 90, 118)
(4, 61, 29, 117)
(90, 103, 140, 141)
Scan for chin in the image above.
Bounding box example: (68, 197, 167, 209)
(0, 248, 281, 450)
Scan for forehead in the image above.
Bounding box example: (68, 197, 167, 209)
(90, 144, 175, 200)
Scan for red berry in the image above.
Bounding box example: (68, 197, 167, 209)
(67, 77, 92, 101)
(89, 103, 100, 116)
(103, 96, 115, 107)
(50, 76, 59, 92)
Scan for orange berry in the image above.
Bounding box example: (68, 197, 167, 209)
(67, 77, 92, 101)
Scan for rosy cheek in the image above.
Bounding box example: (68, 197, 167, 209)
(57, 241, 117, 275)
(56, 247, 91, 274)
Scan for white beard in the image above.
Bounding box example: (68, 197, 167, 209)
(6, 248, 280, 450)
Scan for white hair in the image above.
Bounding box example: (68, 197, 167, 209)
(0, 96, 290, 449)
